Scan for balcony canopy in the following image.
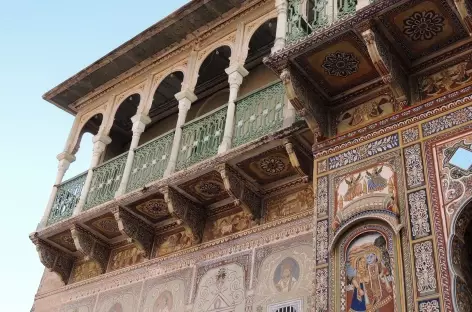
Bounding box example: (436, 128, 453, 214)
(43, 0, 247, 114)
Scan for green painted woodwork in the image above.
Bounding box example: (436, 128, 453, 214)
(84, 152, 128, 210)
(233, 81, 285, 147)
(176, 105, 227, 171)
(127, 130, 174, 192)
(47, 172, 87, 225)
(337, 0, 357, 18)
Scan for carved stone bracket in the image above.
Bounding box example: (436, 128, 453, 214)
(161, 186, 205, 243)
(217, 164, 262, 220)
(455, 0, 472, 35)
(280, 66, 328, 137)
(111, 206, 154, 258)
(284, 139, 311, 177)
(362, 28, 409, 103)
(70, 224, 110, 273)
(30, 232, 74, 284)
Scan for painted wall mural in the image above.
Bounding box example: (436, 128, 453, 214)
(71, 260, 101, 283)
(95, 283, 142, 312)
(139, 275, 188, 312)
(336, 94, 396, 134)
(155, 230, 194, 257)
(203, 210, 255, 241)
(339, 226, 398, 312)
(253, 239, 313, 312)
(264, 186, 314, 222)
(193, 263, 246, 312)
(108, 245, 144, 271)
(332, 163, 398, 231)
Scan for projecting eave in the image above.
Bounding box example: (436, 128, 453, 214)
(42, 0, 247, 115)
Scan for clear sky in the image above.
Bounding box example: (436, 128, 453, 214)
(0, 1, 188, 310)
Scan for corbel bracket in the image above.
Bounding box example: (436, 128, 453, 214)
(30, 232, 74, 284)
(217, 164, 262, 220)
(111, 206, 154, 258)
(70, 224, 110, 273)
(161, 186, 205, 243)
(362, 28, 409, 104)
(454, 0, 472, 35)
(284, 139, 311, 177)
(280, 67, 328, 138)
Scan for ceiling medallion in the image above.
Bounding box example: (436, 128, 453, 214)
(322, 51, 360, 77)
(403, 10, 445, 41)
(136, 199, 168, 219)
(92, 217, 119, 234)
(258, 156, 287, 176)
(196, 180, 224, 197)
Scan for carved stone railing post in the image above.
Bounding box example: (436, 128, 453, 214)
(39, 152, 76, 229)
(218, 64, 248, 154)
(74, 135, 112, 215)
(111, 206, 154, 258)
(30, 232, 75, 284)
(164, 90, 197, 177)
(115, 113, 151, 196)
(273, 0, 288, 52)
(70, 224, 110, 273)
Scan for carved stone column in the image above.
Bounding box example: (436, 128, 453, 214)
(164, 90, 197, 177)
(115, 113, 151, 196)
(39, 152, 76, 229)
(218, 64, 248, 154)
(74, 135, 112, 215)
(273, 0, 288, 52)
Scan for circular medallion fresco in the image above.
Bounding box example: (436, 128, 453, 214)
(93, 217, 119, 234)
(403, 10, 445, 41)
(136, 198, 168, 219)
(195, 180, 224, 198)
(322, 51, 359, 77)
(258, 156, 288, 176)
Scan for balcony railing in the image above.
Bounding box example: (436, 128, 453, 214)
(127, 130, 174, 192)
(287, 0, 374, 43)
(45, 83, 292, 225)
(176, 105, 227, 170)
(47, 172, 87, 225)
(233, 81, 285, 147)
(84, 152, 128, 209)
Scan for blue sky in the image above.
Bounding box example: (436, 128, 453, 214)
(0, 1, 188, 310)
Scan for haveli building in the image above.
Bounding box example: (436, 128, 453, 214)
(30, 0, 472, 311)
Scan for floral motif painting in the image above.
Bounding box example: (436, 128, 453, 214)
(333, 164, 398, 230)
(345, 232, 394, 312)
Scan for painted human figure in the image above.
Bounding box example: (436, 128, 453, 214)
(153, 291, 172, 312)
(343, 174, 364, 201)
(365, 166, 387, 192)
(276, 260, 298, 292)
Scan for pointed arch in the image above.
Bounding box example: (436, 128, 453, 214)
(241, 14, 277, 63)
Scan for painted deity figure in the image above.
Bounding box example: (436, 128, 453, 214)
(347, 235, 394, 312)
(153, 291, 173, 312)
(365, 166, 387, 193)
(275, 259, 298, 293)
(343, 173, 365, 202)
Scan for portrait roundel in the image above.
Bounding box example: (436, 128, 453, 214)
(345, 232, 394, 312)
(273, 257, 300, 293)
(153, 290, 173, 312)
(107, 303, 123, 312)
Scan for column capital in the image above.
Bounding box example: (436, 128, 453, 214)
(275, 0, 288, 11)
(56, 151, 76, 163)
(92, 134, 112, 145)
(225, 63, 249, 77)
(131, 113, 151, 134)
(175, 89, 197, 103)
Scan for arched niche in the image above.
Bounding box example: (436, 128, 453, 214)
(103, 93, 140, 161)
(187, 46, 231, 122)
(239, 17, 279, 98)
(448, 199, 472, 311)
(139, 71, 184, 145)
(335, 223, 402, 312)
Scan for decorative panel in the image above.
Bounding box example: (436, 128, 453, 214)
(422, 106, 472, 137)
(401, 126, 420, 145)
(108, 244, 145, 272)
(418, 298, 441, 312)
(408, 189, 432, 239)
(316, 220, 328, 265)
(404, 143, 426, 189)
(264, 185, 313, 222)
(95, 282, 142, 312)
(413, 240, 438, 296)
(315, 268, 328, 312)
(203, 210, 255, 241)
(316, 176, 328, 217)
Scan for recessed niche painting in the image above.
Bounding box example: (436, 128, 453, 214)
(344, 232, 394, 312)
(333, 164, 398, 231)
(273, 257, 300, 293)
(153, 290, 173, 312)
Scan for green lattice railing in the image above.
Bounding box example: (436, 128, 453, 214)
(47, 172, 87, 225)
(84, 152, 128, 210)
(176, 105, 227, 170)
(233, 81, 285, 147)
(127, 130, 175, 192)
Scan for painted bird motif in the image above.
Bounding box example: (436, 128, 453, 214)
(365, 166, 388, 193)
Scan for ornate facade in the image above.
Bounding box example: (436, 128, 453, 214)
(31, 0, 472, 311)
